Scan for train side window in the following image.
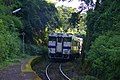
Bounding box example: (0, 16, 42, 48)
(57, 37, 62, 42)
(49, 36, 56, 41)
(64, 37, 71, 42)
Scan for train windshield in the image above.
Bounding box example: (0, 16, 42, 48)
(57, 37, 62, 42)
(49, 36, 56, 41)
(64, 37, 71, 42)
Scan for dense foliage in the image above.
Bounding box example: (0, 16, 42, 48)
(88, 32, 120, 80)
(0, 1, 119, 80)
(85, 0, 120, 80)
(0, 0, 86, 66)
(0, 0, 23, 67)
(20, 0, 60, 45)
(85, 0, 120, 51)
(0, 20, 21, 62)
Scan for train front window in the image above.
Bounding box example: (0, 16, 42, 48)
(64, 37, 71, 42)
(49, 36, 56, 41)
(57, 37, 62, 42)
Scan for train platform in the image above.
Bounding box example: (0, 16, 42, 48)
(0, 57, 41, 80)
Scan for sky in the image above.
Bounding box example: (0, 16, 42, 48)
(55, 0, 96, 7)
(46, 0, 96, 13)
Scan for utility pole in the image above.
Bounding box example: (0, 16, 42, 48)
(22, 32, 25, 54)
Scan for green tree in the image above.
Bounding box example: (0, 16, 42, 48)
(85, 0, 120, 52)
(0, 0, 24, 66)
(87, 32, 120, 80)
(20, 0, 60, 45)
(57, 6, 75, 30)
(84, 0, 120, 79)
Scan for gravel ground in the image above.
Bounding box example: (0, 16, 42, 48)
(0, 61, 38, 80)
(61, 62, 79, 79)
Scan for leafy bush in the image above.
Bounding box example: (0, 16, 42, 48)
(0, 19, 22, 62)
(0, 0, 27, 68)
(25, 44, 48, 56)
(87, 32, 120, 80)
(85, 0, 120, 52)
(0, 15, 23, 31)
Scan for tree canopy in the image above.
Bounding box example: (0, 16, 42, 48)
(85, 0, 120, 80)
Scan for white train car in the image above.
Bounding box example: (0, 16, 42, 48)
(48, 33, 83, 59)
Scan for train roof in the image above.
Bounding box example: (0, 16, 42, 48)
(49, 33, 73, 37)
(49, 33, 83, 41)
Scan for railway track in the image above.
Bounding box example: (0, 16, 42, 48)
(46, 63, 71, 80)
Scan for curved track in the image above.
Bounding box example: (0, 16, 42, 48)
(46, 63, 71, 80)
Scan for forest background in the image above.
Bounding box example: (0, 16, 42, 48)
(0, 0, 119, 80)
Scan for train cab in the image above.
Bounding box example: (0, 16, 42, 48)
(48, 33, 83, 59)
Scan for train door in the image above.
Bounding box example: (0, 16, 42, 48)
(56, 37, 63, 52)
(56, 37, 63, 57)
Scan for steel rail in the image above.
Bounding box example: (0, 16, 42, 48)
(46, 63, 71, 80)
(46, 63, 51, 80)
(59, 64, 71, 80)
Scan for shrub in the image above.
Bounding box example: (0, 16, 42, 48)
(87, 32, 120, 80)
(25, 44, 48, 56)
(0, 19, 21, 62)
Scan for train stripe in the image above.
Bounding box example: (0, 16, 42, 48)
(48, 46, 71, 49)
(63, 47, 71, 49)
(48, 46, 56, 48)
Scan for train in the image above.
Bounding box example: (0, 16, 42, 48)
(48, 33, 83, 59)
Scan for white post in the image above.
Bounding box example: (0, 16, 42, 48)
(22, 32, 25, 54)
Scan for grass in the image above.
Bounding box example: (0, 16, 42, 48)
(0, 54, 30, 70)
(0, 58, 22, 70)
(21, 56, 37, 72)
(21, 56, 42, 80)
